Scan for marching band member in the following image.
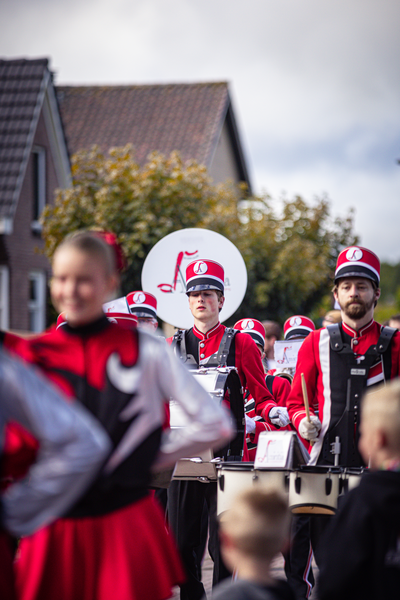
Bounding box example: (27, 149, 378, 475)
(287, 245, 400, 562)
(168, 259, 289, 600)
(0, 349, 109, 600)
(127, 290, 159, 332)
(279, 315, 316, 600)
(13, 232, 233, 600)
(233, 318, 291, 460)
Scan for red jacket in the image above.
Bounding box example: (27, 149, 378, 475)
(287, 320, 400, 464)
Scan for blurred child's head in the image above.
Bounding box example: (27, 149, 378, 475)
(51, 231, 119, 327)
(219, 488, 290, 574)
(359, 379, 400, 469)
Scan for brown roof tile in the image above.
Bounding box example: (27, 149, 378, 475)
(56, 82, 230, 167)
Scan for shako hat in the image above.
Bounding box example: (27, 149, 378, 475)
(284, 315, 315, 340)
(185, 259, 224, 294)
(334, 246, 380, 286)
(126, 291, 157, 319)
(234, 318, 266, 347)
(106, 312, 138, 329)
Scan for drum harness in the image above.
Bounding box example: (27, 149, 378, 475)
(172, 328, 245, 462)
(323, 323, 396, 466)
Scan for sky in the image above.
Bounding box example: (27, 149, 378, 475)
(2, 0, 400, 262)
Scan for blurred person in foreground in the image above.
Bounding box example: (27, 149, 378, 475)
(13, 232, 233, 600)
(208, 488, 294, 600)
(0, 349, 110, 600)
(318, 378, 400, 600)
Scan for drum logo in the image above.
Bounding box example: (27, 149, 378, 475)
(133, 292, 146, 304)
(346, 247, 363, 261)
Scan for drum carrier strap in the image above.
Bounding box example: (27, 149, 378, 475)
(323, 323, 396, 466)
(172, 327, 244, 462)
(171, 329, 197, 366)
(172, 327, 238, 367)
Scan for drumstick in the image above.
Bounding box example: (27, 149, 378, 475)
(301, 373, 315, 446)
(301, 373, 311, 422)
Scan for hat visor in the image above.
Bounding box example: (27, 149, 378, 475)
(130, 308, 157, 318)
(186, 284, 224, 294)
(334, 267, 379, 285)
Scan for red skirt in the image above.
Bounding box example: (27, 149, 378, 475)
(15, 495, 185, 600)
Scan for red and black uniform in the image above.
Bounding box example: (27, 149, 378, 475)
(287, 320, 400, 466)
(178, 322, 277, 414)
(14, 317, 186, 600)
(287, 319, 400, 571)
(245, 375, 291, 460)
(167, 322, 277, 600)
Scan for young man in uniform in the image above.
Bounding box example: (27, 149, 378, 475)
(168, 259, 289, 600)
(286, 245, 400, 560)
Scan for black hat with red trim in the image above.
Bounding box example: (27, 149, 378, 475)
(284, 315, 315, 340)
(185, 259, 224, 294)
(334, 246, 380, 286)
(126, 291, 157, 319)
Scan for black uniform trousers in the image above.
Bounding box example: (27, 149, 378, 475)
(167, 479, 231, 600)
(283, 515, 315, 600)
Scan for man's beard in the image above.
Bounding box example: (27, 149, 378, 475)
(342, 297, 374, 320)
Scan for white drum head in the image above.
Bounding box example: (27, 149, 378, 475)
(141, 228, 247, 329)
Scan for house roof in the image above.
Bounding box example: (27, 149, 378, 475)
(56, 82, 251, 188)
(0, 57, 70, 230)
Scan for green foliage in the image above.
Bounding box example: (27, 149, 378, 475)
(230, 195, 357, 323)
(41, 145, 239, 292)
(41, 145, 358, 323)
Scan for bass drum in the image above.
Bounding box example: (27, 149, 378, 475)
(170, 367, 244, 481)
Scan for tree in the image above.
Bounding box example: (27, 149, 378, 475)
(231, 195, 358, 323)
(41, 145, 241, 293)
(41, 145, 357, 324)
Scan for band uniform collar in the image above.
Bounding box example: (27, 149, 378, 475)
(342, 318, 375, 339)
(192, 322, 223, 341)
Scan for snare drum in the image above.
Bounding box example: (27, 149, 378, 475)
(170, 367, 244, 456)
(289, 465, 342, 515)
(170, 367, 244, 480)
(217, 463, 289, 516)
(340, 467, 366, 494)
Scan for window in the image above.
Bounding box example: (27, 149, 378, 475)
(28, 271, 46, 332)
(32, 146, 46, 232)
(0, 266, 9, 330)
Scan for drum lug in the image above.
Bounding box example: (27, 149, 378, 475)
(219, 474, 225, 492)
(284, 473, 290, 492)
(325, 475, 333, 496)
(295, 474, 301, 494)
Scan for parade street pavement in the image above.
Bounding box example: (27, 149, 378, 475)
(171, 551, 319, 599)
